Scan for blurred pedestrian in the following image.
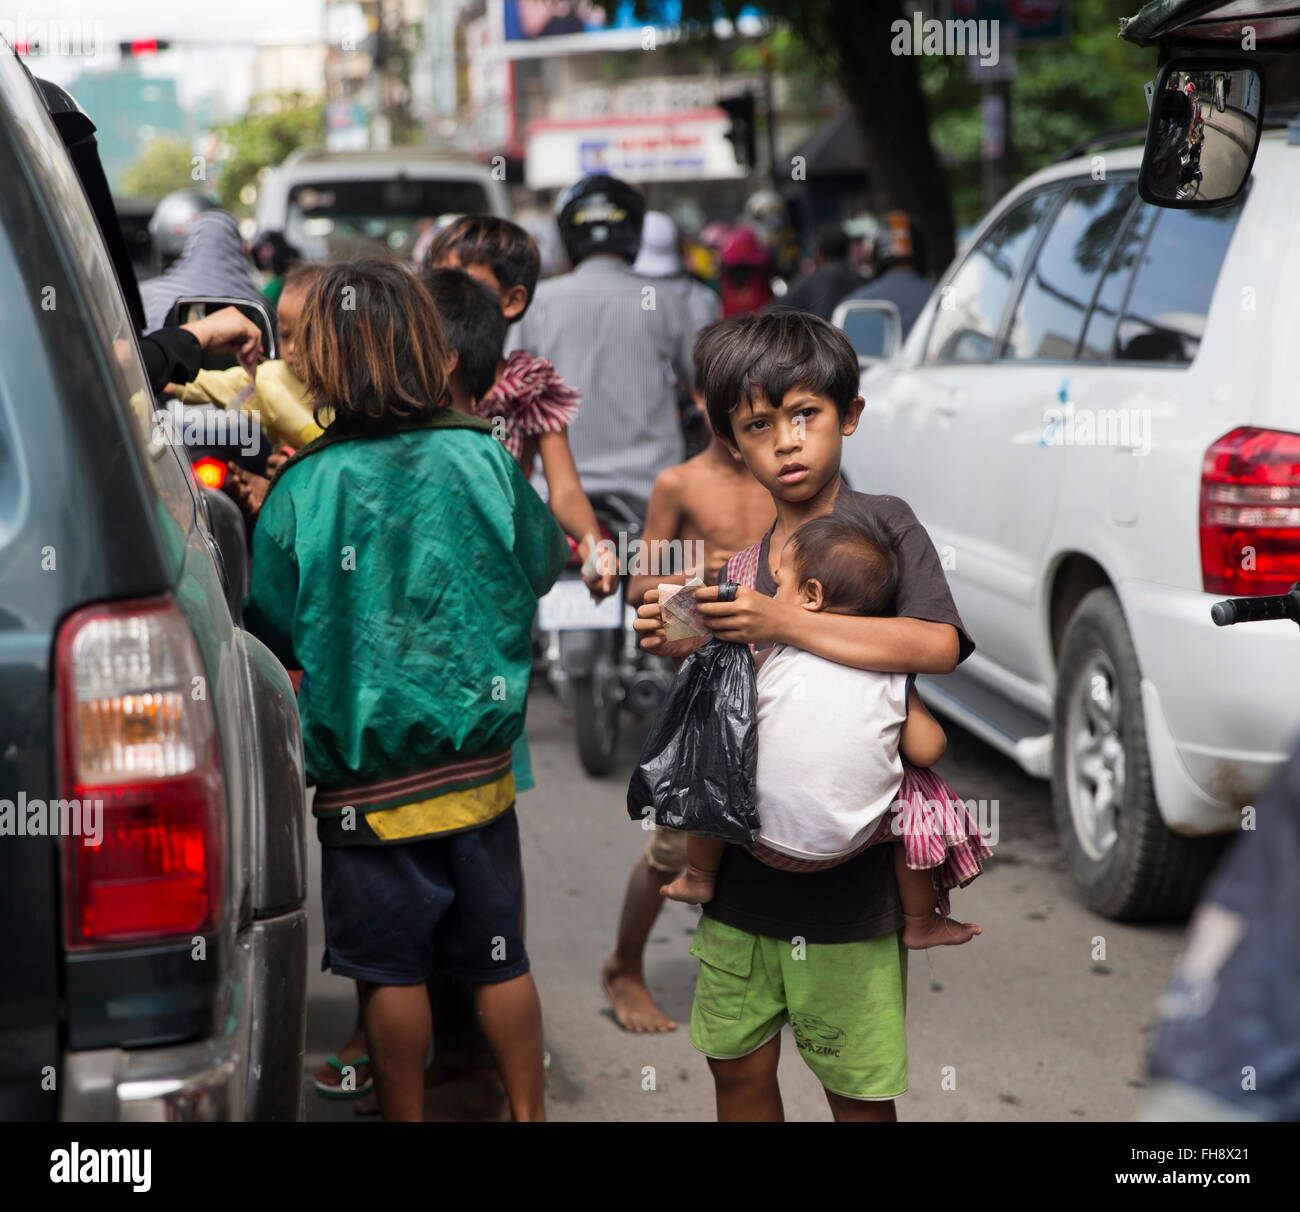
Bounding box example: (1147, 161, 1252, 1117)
(248, 229, 301, 308)
(634, 210, 722, 338)
(717, 225, 775, 317)
(244, 259, 567, 1122)
(838, 212, 935, 340)
(140, 209, 262, 330)
(782, 221, 864, 321)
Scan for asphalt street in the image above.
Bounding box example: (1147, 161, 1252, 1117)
(304, 683, 1186, 1122)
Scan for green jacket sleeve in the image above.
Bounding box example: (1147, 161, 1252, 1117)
(243, 487, 300, 667)
(510, 460, 569, 599)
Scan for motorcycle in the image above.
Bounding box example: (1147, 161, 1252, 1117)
(536, 491, 674, 777)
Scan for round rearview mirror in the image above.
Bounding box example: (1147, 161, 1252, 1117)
(1139, 61, 1263, 208)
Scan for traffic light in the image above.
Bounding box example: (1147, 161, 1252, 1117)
(719, 92, 757, 172)
(119, 40, 171, 57)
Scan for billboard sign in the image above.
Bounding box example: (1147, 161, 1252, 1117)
(525, 110, 745, 188)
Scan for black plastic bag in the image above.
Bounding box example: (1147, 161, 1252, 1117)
(626, 634, 760, 845)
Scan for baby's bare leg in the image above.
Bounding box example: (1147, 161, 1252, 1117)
(661, 836, 724, 904)
(894, 844, 982, 949)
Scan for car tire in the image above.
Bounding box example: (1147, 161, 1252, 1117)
(1051, 588, 1225, 920)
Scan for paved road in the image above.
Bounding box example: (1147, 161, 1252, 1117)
(304, 684, 1185, 1122)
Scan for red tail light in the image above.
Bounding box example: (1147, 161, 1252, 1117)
(1200, 427, 1300, 595)
(192, 457, 227, 490)
(57, 598, 225, 948)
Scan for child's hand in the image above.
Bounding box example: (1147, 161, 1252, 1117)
(695, 585, 790, 647)
(633, 588, 707, 660)
(227, 464, 271, 519)
(266, 445, 295, 479)
(580, 536, 618, 601)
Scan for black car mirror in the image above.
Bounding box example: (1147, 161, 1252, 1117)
(1138, 59, 1263, 209)
(164, 296, 279, 368)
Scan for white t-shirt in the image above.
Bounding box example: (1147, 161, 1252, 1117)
(755, 645, 908, 862)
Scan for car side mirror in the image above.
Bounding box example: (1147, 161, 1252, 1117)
(165, 296, 279, 368)
(1138, 59, 1263, 209)
(831, 299, 902, 368)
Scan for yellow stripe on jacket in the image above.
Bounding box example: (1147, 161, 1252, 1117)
(176, 359, 324, 449)
(363, 770, 516, 841)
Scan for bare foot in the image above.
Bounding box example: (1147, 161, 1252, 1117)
(902, 912, 982, 949)
(660, 868, 716, 905)
(601, 956, 677, 1032)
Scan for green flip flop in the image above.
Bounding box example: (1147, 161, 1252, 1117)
(313, 1053, 374, 1101)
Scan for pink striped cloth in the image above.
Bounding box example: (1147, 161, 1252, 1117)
(724, 540, 991, 917)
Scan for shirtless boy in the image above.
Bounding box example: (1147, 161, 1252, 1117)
(602, 318, 774, 1034)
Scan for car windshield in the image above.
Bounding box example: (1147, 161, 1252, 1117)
(286, 177, 493, 260)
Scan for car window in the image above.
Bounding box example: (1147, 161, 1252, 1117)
(924, 188, 1059, 364)
(1077, 198, 1156, 362)
(1110, 196, 1246, 364)
(3, 68, 200, 536)
(287, 178, 493, 260)
(1002, 180, 1136, 361)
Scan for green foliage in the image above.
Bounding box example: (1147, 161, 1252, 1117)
(213, 93, 324, 215)
(120, 136, 196, 200)
(924, 0, 1154, 226)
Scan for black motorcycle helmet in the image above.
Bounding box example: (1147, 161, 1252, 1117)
(554, 174, 645, 266)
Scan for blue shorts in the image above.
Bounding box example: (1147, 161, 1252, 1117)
(320, 807, 529, 986)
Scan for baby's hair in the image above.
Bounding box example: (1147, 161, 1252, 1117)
(280, 260, 323, 296)
(787, 507, 899, 617)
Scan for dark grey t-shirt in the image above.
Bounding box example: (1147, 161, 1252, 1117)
(702, 488, 973, 944)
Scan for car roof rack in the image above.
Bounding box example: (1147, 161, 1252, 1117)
(1053, 102, 1300, 165)
(1051, 129, 1150, 163)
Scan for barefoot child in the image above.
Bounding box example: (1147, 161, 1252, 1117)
(662, 509, 986, 950)
(603, 317, 774, 1034)
(244, 260, 567, 1122)
(634, 308, 978, 1120)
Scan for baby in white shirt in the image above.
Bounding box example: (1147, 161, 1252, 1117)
(663, 510, 982, 949)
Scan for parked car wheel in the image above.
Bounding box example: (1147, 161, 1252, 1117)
(1052, 588, 1223, 920)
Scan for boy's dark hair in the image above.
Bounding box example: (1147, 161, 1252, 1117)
(427, 215, 541, 322)
(691, 315, 735, 387)
(788, 507, 899, 617)
(702, 309, 860, 445)
(299, 258, 451, 433)
(418, 266, 507, 404)
(280, 260, 323, 296)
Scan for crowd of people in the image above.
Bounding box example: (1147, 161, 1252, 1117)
(142, 173, 979, 1123)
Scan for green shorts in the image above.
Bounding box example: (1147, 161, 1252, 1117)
(689, 915, 908, 1101)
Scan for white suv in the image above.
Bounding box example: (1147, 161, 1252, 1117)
(841, 132, 1300, 919)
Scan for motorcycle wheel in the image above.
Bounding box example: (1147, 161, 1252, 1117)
(572, 643, 621, 777)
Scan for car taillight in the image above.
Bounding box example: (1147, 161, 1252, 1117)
(1200, 427, 1300, 596)
(192, 457, 227, 490)
(56, 597, 225, 948)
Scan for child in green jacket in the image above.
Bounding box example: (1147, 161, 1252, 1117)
(244, 259, 568, 1122)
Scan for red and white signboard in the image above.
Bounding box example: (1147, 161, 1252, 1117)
(525, 110, 745, 189)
